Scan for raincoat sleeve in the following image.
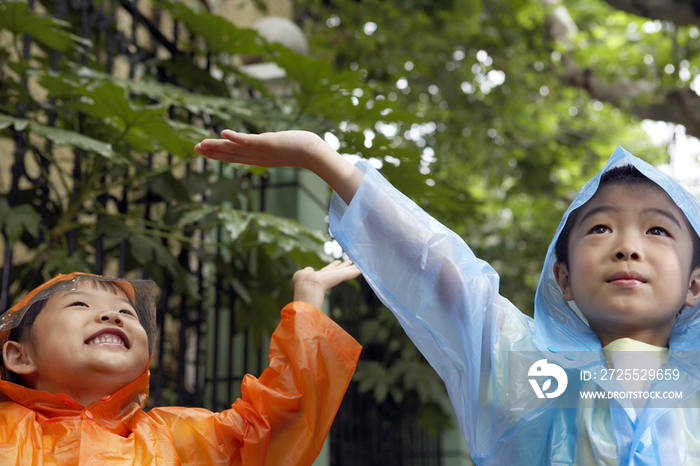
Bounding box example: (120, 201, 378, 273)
(329, 161, 531, 456)
(149, 301, 361, 466)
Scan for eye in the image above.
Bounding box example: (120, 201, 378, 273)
(648, 227, 669, 236)
(590, 225, 611, 234)
(70, 301, 88, 307)
(119, 309, 135, 316)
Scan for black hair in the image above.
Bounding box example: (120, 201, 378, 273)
(554, 165, 700, 272)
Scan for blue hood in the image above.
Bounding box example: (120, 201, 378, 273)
(534, 146, 700, 353)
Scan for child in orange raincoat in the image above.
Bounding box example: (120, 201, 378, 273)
(0, 260, 362, 465)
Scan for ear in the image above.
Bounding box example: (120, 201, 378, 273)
(2, 340, 36, 376)
(685, 267, 700, 308)
(553, 262, 574, 301)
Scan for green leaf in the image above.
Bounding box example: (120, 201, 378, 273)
(29, 122, 117, 160)
(0, 113, 27, 131)
(93, 217, 130, 249)
(3, 204, 41, 242)
(147, 172, 191, 203)
(250, 212, 327, 242)
(160, 0, 265, 56)
(151, 238, 179, 273)
(128, 234, 154, 266)
(1, 112, 118, 160)
(72, 66, 255, 119)
(0, 1, 90, 52)
(153, 55, 230, 96)
(219, 209, 251, 242)
(43, 249, 91, 276)
(176, 205, 219, 228)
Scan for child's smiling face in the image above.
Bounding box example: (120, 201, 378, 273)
(10, 281, 150, 405)
(554, 182, 700, 347)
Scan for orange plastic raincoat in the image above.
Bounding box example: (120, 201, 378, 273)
(0, 301, 361, 465)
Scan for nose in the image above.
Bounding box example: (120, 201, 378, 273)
(613, 231, 642, 261)
(97, 310, 123, 325)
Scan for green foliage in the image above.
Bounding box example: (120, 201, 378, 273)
(160, 0, 265, 56)
(0, 1, 90, 52)
(0, 198, 41, 242)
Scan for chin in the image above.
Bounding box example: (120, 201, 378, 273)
(88, 362, 143, 379)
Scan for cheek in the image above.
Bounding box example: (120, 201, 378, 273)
(31, 314, 85, 356)
(29, 320, 65, 351)
(132, 327, 151, 359)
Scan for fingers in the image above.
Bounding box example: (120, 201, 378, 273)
(319, 260, 343, 271)
(295, 261, 359, 282)
(221, 129, 249, 142)
(194, 138, 275, 166)
(318, 260, 361, 284)
(194, 138, 244, 154)
(194, 131, 289, 167)
(340, 263, 361, 280)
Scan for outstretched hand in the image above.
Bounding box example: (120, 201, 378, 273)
(293, 260, 360, 310)
(195, 128, 365, 205)
(194, 130, 325, 170)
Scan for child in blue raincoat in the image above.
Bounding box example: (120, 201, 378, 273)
(195, 129, 700, 466)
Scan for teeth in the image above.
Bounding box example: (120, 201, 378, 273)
(87, 334, 125, 347)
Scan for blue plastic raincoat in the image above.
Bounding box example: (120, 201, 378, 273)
(329, 147, 700, 465)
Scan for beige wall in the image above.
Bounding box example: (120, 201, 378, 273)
(214, 0, 292, 26)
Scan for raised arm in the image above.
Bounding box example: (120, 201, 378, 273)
(150, 262, 361, 466)
(194, 130, 364, 205)
(195, 130, 530, 457)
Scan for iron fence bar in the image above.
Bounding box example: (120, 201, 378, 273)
(227, 284, 236, 404)
(106, 0, 117, 74)
(195, 258, 205, 407)
(211, 271, 223, 409)
(67, 149, 81, 255)
(177, 292, 188, 405)
(95, 174, 108, 275)
(176, 244, 190, 406)
(115, 0, 178, 57)
(152, 274, 171, 406)
(118, 186, 128, 277)
(79, 0, 90, 66)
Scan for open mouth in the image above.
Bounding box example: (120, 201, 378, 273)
(85, 329, 130, 349)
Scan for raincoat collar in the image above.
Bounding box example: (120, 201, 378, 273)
(533, 147, 700, 355)
(0, 367, 150, 436)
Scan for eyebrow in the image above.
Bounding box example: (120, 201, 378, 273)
(577, 205, 683, 230)
(643, 207, 683, 229)
(577, 205, 617, 227)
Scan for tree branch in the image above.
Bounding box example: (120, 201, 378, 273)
(544, 0, 700, 139)
(599, 0, 700, 27)
(559, 56, 700, 138)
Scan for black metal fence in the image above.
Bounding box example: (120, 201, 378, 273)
(0, 0, 446, 464)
